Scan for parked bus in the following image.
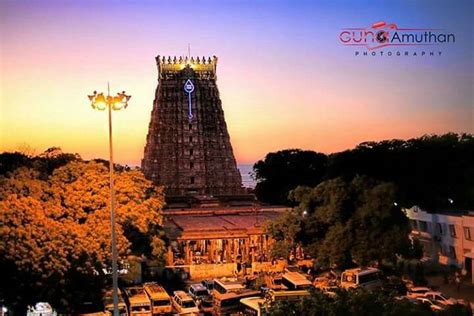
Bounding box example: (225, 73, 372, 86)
(266, 289, 310, 302)
(124, 286, 152, 316)
(103, 289, 129, 316)
(213, 289, 260, 316)
(212, 279, 246, 295)
(340, 268, 383, 290)
(281, 272, 312, 291)
(240, 297, 265, 316)
(143, 283, 172, 315)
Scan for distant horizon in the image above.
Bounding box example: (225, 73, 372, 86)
(3, 131, 471, 167)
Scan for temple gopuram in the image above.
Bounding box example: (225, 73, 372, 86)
(142, 55, 244, 200)
(142, 55, 289, 278)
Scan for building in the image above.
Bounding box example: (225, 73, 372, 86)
(404, 206, 474, 283)
(142, 55, 244, 199)
(163, 206, 290, 279)
(141, 54, 292, 279)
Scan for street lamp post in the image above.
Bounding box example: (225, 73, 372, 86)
(88, 84, 131, 316)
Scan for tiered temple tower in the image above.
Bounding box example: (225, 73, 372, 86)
(142, 55, 244, 198)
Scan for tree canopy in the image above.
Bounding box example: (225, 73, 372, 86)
(265, 209, 302, 260)
(253, 149, 327, 205)
(253, 133, 474, 208)
(266, 176, 419, 269)
(266, 288, 471, 316)
(0, 148, 166, 312)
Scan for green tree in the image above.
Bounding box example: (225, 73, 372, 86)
(266, 289, 434, 316)
(253, 149, 327, 205)
(292, 176, 414, 269)
(265, 209, 302, 260)
(253, 133, 474, 209)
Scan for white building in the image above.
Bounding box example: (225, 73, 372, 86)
(404, 206, 474, 284)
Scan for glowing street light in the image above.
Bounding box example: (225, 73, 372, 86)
(88, 84, 130, 316)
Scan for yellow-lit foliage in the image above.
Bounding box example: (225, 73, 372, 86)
(0, 161, 165, 279)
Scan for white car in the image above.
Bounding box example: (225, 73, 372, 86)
(423, 291, 457, 306)
(172, 291, 200, 315)
(416, 297, 445, 311)
(406, 286, 431, 298)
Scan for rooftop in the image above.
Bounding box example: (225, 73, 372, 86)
(143, 283, 169, 298)
(164, 208, 286, 240)
(283, 272, 312, 285)
(174, 291, 193, 300)
(406, 206, 474, 217)
(190, 284, 207, 291)
(124, 287, 149, 304)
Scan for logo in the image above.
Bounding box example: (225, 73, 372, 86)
(339, 21, 455, 53)
(184, 79, 195, 120)
(184, 79, 195, 93)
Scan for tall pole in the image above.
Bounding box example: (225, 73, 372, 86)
(108, 84, 119, 316)
(88, 85, 130, 316)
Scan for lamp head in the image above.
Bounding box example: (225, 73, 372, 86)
(88, 89, 130, 111)
(88, 90, 97, 102)
(92, 92, 107, 110)
(112, 91, 131, 111)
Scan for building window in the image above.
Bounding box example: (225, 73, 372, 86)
(190, 161, 194, 169)
(189, 149, 193, 156)
(190, 177, 195, 184)
(449, 224, 457, 238)
(189, 124, 192, 131)
(409, 220, 418, 230)
(436, 223, 443, 235)
(449, 246, 456, 259)
(439, 245, 447, 256)
(464, 227, 472, 241)
(419, 221, 428, 232)
(189, 136, 193, 143)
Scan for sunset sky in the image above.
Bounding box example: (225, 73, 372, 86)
(1, 0, 472, 165)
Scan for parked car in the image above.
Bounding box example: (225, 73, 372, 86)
(103, 288, 129, 316)
(416, 297, 445, 311)
(189, 284, 210, 300)
(406, 287, 432, 298)
(172, 291, 200, 315)
(143, 283, 173, 315)
(201, 279, 214, 292)
(189, 284, 213, 314)
(123, 286, 152, 316)
(197, 296, 213, 314)
(423, 291, 457, 306)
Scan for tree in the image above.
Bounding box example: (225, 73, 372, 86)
(0, 152, 166, 312)
(265, 209, 302, 260)
(253, 149, 328, 205)
(266, 288, 435, 316)
(291, 176, 414, 269)
(326, 133, 474, 209)
(252, 133, 474, 209)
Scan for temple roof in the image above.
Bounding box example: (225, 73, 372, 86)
(164, 208, 286, 240)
